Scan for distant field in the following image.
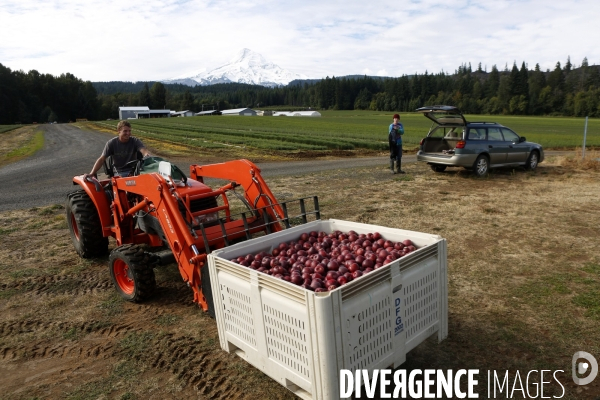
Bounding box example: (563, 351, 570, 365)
(0, 125, 23, 134)
(95, 111, 599, 152)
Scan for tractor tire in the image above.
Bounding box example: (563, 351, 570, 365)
(109, 244, 156, 302)
(66, 190, 108, 258)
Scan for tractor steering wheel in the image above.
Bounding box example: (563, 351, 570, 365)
(121, 158, 143, 177)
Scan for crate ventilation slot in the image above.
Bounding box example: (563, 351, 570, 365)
(222, 285, 257, 346)
(263, 304, 311, 378)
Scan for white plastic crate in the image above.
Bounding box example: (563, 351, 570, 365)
(208, 219, 448, 400)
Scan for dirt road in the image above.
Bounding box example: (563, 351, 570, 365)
(0, 124, 568, 212)
(0, 124, 113, 211)
(0, 124, 408, 211)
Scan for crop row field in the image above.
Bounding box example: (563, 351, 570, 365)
(0, 125, 22, 134)
(96, 111, 600, 153)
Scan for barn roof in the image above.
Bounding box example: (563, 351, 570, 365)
(221, 108, 254, 114)
(119, 106, 149, 111)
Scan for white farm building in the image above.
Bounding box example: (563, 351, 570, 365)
(171, 110, 195, 117)
(119, 106, 149, 120)
(118, 106, 170, 119)
(220, 108, 257, 116)
(273, 111, 321, 117)
(195, 110, 221, 116)
(135, 110, 171, 119)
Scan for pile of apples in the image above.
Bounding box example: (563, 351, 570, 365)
(229, 230, 417, 292)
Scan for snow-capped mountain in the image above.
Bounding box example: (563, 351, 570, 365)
(164, 48, 308, 87)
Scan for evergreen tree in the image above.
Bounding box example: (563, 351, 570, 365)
(497, 75, 512, 113)
(581, 57, 589, 68)
(586, 67, 600, 90)
(518, 62, 529, 98)
(485, 65, 500, 98)
(509, 62, 520, 96)
(149, 82, 167, 109)
(547, 62, 565, 112)
(180, 90, 194, 111)
(139, 83, 151, 107)
(39, 106, 53, 123)
(547, 62, 564, 89)
(528, 64, 546, 114)
(564, 56, 572, 74)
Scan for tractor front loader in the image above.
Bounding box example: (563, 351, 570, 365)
(66, 157, 319, 314)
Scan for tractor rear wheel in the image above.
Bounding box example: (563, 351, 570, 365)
(109, 244, 156, 302)
(66, 190, 108, 258)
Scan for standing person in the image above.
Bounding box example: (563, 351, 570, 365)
(388, 113, 405, 174)
(85, 120, 150, 179)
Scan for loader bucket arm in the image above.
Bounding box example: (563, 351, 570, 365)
(190, 159, 285, 232)
(110, 173, 211, 310)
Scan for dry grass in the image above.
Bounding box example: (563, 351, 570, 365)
(560, 149, 600, 171)
(0, 126, 43, 168)
(1, 158, 600, 399)
(264, 158, 600, 398)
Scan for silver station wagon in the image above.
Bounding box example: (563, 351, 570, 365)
(416, 105, 544, 177)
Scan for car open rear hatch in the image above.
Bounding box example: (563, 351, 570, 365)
(416, 105, 467, 126)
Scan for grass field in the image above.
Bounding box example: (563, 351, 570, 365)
(1, 155, 600, 399)
(0, 125, 23, 134)
(0, 126, 44, 168)
(93, 111, 599, 154)
(1, 123, 600, 398)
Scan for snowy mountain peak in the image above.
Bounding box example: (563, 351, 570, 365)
(163, 49, 308, 87)
(230, 48, 267, 66)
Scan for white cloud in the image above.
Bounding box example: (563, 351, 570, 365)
(0, 0, 598, 81)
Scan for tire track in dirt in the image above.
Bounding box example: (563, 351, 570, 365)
(153, 280, 198, 305)
(146, 333, 243, 399)
(0, 270, 113, 296)
(0, 320, 135, 361)
(1, 319, 245, 398)
(1, 243, 245, 399)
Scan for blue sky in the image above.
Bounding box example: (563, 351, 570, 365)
(0, 0, 598, 82)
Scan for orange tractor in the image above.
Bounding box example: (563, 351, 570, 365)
(66, 157, 319, 314)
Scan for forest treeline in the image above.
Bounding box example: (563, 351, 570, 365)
(1, 57, 599, 124)
(0, 63, 98, 124)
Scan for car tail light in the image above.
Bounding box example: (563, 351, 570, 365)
(419, 138, 425, 146)
(455, 140, 466, 149)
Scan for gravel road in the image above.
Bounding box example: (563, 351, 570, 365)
(0, 124, 398, 211)
(0, 124, 565, 211)
(0, 124, 114, 211)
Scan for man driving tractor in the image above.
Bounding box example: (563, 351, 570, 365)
(85, 120, 150, 179)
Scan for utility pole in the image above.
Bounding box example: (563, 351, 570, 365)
(583, 116, 588, 159)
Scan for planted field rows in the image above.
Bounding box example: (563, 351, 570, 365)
(98, 111, 600, 153)
(0, 125, 22, 134)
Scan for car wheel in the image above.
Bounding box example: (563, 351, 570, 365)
(525, 151, 539, 171)
(430, 164, 447, 173)
(473, 155, 489, 177)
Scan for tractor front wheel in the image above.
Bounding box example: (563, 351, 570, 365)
(66, 190, 108, 258)
(109, 244, 156, 302)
